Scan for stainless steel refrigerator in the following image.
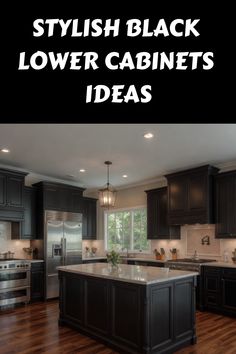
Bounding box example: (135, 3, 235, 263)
(45, 210, 82, 299)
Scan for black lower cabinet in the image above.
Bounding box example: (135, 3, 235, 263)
(31, 262, 44, 302)
(203, 266, 236, 317)
(58, 271, 196, 354)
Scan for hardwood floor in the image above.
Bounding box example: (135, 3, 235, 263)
(0, 301, 236, 354)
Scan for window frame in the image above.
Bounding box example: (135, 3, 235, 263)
(104, 205, 151, 254)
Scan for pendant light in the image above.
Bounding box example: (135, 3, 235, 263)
(99, 161, 117, 208)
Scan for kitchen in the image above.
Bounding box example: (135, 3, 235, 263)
(0, 124, 236, 354)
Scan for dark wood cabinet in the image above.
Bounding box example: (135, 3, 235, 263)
(22, 187, 36, 239)
(203, 266, 221, 310)
(59, 270, 196, 354)
(146, 187, 180, 239)
(203, 266, 236, 316)
(215, 170, 236, 238)
(0, 168, 27, 209)
(82, 197, 97, 240)
(165, 165, 219, 225)
(33, 181, 97, 240)
(34, 181, 85, 212)
(31, 262, 44, 302)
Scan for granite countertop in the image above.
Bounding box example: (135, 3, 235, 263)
(125, 257, 166, 263)
(57, 263, 198, 285)
(82, 256, 166, 263)
(204, 261, 236, 268)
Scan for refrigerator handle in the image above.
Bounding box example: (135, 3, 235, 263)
(62, 237, 67, 265)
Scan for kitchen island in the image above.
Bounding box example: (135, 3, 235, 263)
(58, 263, 197, 354)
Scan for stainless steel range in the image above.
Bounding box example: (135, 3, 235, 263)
(166, 258, 216, 272)
(166, 258, 217, 309)
(0, 259, 31, 308)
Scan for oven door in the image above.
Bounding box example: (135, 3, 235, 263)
(0, 269, 30, 290)
(0, 286, 30, 306)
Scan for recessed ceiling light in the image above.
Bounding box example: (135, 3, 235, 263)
(122, 175, 128, 178)
(144, 133, 154, 139)
(79, 169, 86, 173)
(1, 148, 10, 153)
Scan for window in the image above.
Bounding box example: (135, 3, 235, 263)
(105, 206, 150, 252)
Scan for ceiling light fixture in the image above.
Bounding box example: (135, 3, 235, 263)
(1, 148, 10, 153)
(99, 161, 117, 208)
(79, 169, 86, 172)
(144, 133, 154, 139)
(122, 175, 128, 178)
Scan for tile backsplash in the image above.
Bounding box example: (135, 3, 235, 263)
(1, 220, 236, 262)
(0, 221, 30, 258)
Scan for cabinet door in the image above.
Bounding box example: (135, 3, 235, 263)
(203, 267, 221, 309)
(22, 187, 36, 239)
(31, 263, 44, 302)
(7, 175, 24, 207)
(215, 175, 235, 238)
(70, 191, 83, 213)
(146, 188, 180, 240)
(82, 198, 97, 240)
(44, 186, 60, 210)
(188, 172, 207, 212)
(168, 177, 187, 214)
(0, 174, 6, 206)
(222, 269, 236, 313)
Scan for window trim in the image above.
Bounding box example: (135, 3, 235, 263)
(104, 205, 151, 254)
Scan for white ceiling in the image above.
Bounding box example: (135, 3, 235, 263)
(0, 124, 236, 190)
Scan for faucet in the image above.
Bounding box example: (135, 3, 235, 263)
(193, 250, 198, 260)
(201, 235, 210, 245)
(122, 247, 129, 258)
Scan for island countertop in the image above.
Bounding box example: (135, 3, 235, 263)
(57, 263, 198, 285)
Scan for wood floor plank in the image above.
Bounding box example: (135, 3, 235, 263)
(0, 301, 236, 354)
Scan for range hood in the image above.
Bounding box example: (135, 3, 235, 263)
(0, 208, 24, 222)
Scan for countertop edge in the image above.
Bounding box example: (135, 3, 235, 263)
(57, 264, 198, 285)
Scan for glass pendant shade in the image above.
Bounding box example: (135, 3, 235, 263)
(99, 161, 116, 208)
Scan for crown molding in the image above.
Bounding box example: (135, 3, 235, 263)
(0, 163, 86, 188)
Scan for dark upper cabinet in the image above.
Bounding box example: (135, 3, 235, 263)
(215, 170, 236, 238)
(33, 181, 97, 240)
(11, 186, 37, 240)
(146, 187, 180, 239)
(33, 181, 85, 212)
(82, 197, 97, 240)
(0, 168, 27, 209)
(22, 187, 36, 239)
(165, 165, 219, 225)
